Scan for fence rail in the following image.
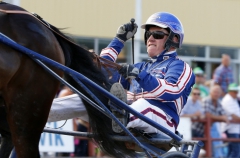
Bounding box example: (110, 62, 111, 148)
(191, 115, 240, 157)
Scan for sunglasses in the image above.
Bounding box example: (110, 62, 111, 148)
(145, 31, 169, 40)
(192, 93, 200, 96)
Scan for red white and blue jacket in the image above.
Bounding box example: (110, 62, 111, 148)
(100, 38, 195, 126)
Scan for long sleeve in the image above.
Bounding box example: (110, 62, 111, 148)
(100, 38, 124, 62)
(136, 60, 194, 101)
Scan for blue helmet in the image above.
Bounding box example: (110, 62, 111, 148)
(141, 12, 184, 51)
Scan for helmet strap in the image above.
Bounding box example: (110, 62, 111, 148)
(164, 31, 179, 51)
(144, 31, 147, 45)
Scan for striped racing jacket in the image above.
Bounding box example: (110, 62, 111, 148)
(100, 38, 195, 127)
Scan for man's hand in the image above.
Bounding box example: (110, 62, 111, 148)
(194, 111, 202, 117)
(116, 22, 138, 43)
(222, 115, 230, 124)
(119, 63, 139, 79)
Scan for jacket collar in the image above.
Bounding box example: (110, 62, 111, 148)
(149, 50, 177, 63)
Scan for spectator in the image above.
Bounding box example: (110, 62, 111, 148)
(204, 79, 214, 90)
(55, 86, 105, 157)
(194, 85, 229, 158)
(180, 87, 203, 137)
(73, 118, 89, 157)
(56, 87, 90, 157)
(58, 86, 73, 97)
(213, 54, 234, 96)
(192, 67, 209, 99)
(221, 83, 240, 158)
(55, 86, 73, 157)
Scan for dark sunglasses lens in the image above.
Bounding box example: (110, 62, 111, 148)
(153, 32, 165, 39)
(145, 31, 152, 39)
(146, 31, 165, 40)
(193, 93, 200, 96)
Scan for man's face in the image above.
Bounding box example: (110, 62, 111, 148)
(195, 74, 204, 84)
(222, 56, 230, 67)
(191, 89, 201, 101)
(229, 91, 238, 98)
(147, 26, 169, 58)
(211, 86, 221, 101)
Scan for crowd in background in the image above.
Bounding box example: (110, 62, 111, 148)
(181, 54, 240, 158)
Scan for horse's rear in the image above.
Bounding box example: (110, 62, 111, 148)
(0, 3, 64, 158)
(0, 2, 139, 158)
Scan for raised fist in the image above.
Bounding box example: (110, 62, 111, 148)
(116, 22, 138, 43)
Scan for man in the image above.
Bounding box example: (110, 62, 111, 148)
(213, 54, 234, 96)
(180, 87, 203, 137)
(221, 83, 240, 158)
(100, 12, 195, 135)
(194, 85, 229, 157)
(192, 67, 209, 99)
(48, 12, 195, 138)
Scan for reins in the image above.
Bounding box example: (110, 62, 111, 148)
(0, 8, 122, 71)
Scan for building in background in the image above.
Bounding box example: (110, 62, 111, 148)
(6, 0, 240, 82)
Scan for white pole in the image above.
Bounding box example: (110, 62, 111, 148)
(10, 0, 20, 6)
